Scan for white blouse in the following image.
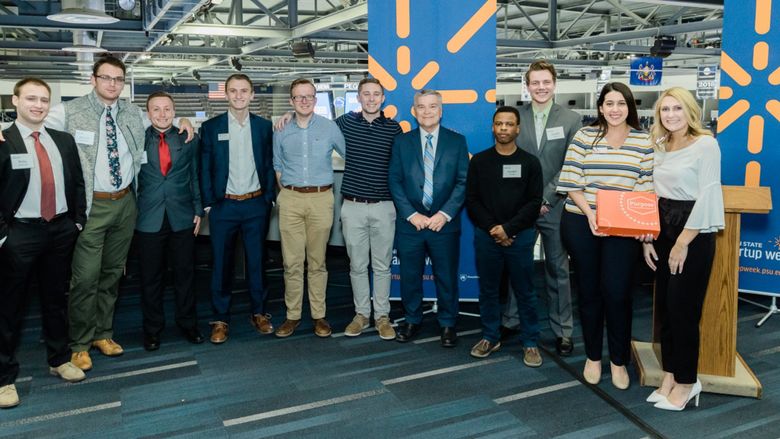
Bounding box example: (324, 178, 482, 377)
(653, 135, 725, 233)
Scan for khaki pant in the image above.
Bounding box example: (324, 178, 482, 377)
(278, 188, 334, 320)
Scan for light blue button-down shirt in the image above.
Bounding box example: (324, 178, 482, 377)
(273, 113, 346, 187)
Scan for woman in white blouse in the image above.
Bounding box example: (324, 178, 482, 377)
(643, 87, 725, 411)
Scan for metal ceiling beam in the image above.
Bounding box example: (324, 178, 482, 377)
(290, 2, 367, 39)
(605, 0, 650, 26)
(175, 24, 291, 38)
(590, 42, 721, 56)
(552, 18, 723, 47)
(0, 15, 143, 32)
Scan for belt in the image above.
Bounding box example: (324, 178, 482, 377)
(15, 213, 67, 224)
(93, 187, 131, 201)
(225, 189, 263, 201)
(284, 185, 332, 193)
(342, 195, 383, 204)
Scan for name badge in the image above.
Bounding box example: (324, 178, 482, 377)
(140, 151, 148, 165)
(218, 133, 230, 141)
(11, 153, 33, 170)
(503, 164, 522, 178)
(74, 130, 95, 145)
(546, 126, 565, 140)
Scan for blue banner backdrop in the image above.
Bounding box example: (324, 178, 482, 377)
(719, 0, 780, 294)
(629, 56, 663, 86)
(368, 0, 497, 301)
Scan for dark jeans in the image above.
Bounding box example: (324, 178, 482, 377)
(561, 211, 639, 366)
(475, 227, 537, 346)
(136, 214, 197, 336)
(0, 217, 79, 385)
(655, 198, 716, 384)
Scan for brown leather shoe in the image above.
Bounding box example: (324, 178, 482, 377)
(71, 351, 93, 371)
(92, 339, 123, 356)
(313, 318, 332, 338)
(250, 314, 274, 334)
(275, 319, 301, 338)
(210, 322, 229, 344)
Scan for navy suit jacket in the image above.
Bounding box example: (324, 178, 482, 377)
(199, 112, 275, 207)
(0, 124, 86, 240)
(388, 126, 469, 234)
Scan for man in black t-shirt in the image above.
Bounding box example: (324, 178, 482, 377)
(465, 106, 544, 367)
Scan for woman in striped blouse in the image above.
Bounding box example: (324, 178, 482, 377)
(557, 82, 654, 390)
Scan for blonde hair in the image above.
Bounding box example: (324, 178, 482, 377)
(650, 87, 711, 150)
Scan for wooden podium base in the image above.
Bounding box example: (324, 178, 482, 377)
(631, 341, 763, 399)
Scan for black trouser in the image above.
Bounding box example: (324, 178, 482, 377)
(136, 215, 197, 336)
(561, 211, 640, 366)
(655, 198, 715, 384)
(0, 216, 79, 386)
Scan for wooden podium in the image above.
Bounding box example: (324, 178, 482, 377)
(632, 186, 772, 398)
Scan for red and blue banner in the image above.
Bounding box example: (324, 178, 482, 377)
(368, 0, 497, 302)
(630, 56, 663, 86)
(719, 0, 780, 295)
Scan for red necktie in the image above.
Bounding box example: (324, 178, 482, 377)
(32, 131, 56, 221)
(158, 132, 172, 176)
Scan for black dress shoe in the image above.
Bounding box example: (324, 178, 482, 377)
(182, 327, 205, 344)
(143, 333, 160, 351)
(440, 327, 457, 348)
(395, 323, 420, 343)
(556, 336, 573, 356)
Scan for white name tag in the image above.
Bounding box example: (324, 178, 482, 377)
(74, 130, 95, 145)
(140, 151, 148, 165)
(503, 164, 522, 178)
(218, 133, 230, 141)
(546, 126, 565, 140)
(11, 153, 33, 170)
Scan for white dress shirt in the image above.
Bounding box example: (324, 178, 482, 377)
(226, 111, 261, 195)
(14, 121, 68, 218)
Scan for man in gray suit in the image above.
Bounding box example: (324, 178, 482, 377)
(136, 91, 204, 351)
(503, 60, 582, 356)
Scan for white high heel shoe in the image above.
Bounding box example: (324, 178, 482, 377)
(654, 379, 702, 411)
(646, 389, 667, 403)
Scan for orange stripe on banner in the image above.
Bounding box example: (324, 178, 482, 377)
(768, 66, 780, 85)
(720, 51, 752, 86)
(484, 89, 496, 103)
(384, 105, 398, 120)
(397, 46, 410, 75)
(410, 106, 416, 118)
(717, 99, 750, 133)
(748, 115, 764, 154)
(411, 61, 440, 89)
(719, 86, 733, 100)
(396, 0, 410, 38)
(440, 90, 478, 104)
(745, 161, 761, 187)
(368, 55, 398, 91)
(399, 120, 412, 132)
(766, 100, 780, 122)
(753, 42, 769, 70)
(447, 0, 497, 53)
(755, 0, 772, 34)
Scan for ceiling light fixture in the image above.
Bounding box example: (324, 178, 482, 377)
(48, 0, 119, 24)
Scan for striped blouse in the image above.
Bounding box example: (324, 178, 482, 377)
(557, 127, 654, 215)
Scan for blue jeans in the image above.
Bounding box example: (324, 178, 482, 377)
(475, 227, 538, 346)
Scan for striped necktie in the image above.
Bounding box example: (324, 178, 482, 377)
(422, 134, 434, 210)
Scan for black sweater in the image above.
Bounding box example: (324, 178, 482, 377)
(466, 146, 543, 237)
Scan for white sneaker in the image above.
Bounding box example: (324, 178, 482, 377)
(50, 362, 87, 383)
(0, 384, 19, 408)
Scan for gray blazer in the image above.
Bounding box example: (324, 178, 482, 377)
(515, 103, 582, 209)
(136, 126, 203, 233)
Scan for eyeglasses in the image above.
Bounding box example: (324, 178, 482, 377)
(95, 75, 126, 84)
(291, 95, 316, 102)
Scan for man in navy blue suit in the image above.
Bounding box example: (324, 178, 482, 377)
(388, 89, 469, 347)
(199, 73, 276, 344)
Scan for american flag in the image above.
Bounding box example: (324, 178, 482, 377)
(208, 82, 225, 100)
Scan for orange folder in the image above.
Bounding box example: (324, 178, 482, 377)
(596, 190, 660, 238)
